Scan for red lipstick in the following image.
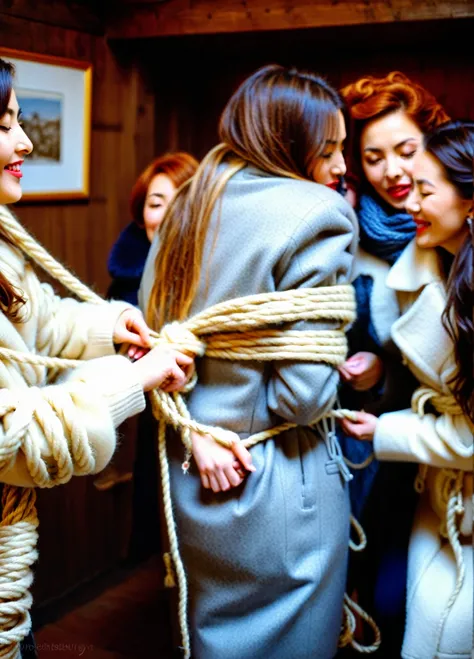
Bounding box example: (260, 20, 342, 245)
(414, 220, 430, 234)
(4, 160, 23, 179)
(387, 184, 411, 200)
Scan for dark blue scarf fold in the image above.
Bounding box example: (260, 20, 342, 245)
(107, 222, 150, 306)
(108, 222, 150, 280)
(357, 194, 416, 265)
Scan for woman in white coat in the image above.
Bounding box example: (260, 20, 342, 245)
(341, 120, 474, 659)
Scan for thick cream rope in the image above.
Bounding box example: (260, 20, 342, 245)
(0, 203, 107, 659)
(411, 385, 469, 655)
(0, 206, 378, 657)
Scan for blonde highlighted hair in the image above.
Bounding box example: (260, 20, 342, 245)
(147, 64, 344, 329)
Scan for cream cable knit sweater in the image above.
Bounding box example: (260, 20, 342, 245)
(0, 237, 146, 488)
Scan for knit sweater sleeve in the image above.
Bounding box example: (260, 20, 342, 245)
(23, 260, 132, 361)
(0, 243, 146, 488)
(374, 408, 473, 471)
(267, 198, 356, 426)
(0, 355, 146, 488)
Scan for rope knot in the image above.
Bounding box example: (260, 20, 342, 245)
(412, 386, 462, 418)
(157, 322, 206, 358)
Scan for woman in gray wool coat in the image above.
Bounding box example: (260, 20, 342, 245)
(139, 64, 358, 659)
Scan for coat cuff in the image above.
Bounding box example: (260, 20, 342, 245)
(373, 409, 418, 463)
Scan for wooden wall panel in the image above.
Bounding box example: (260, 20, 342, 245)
(108, 0, 474, 39)
(0, 0, 103, 34)
(0, 0, 472, 626)
(139, 18, 474, 162)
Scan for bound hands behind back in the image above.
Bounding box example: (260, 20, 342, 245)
(114, 308, 254, 490)
(191, 430, 256, 492)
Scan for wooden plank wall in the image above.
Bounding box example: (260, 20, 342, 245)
(0, 8, 157, 611)
(132, 18, 474, 162)
(108, 0, 474, 38)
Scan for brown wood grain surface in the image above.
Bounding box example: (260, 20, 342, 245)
(0, 0, 104, 34)
(107, 0, 474, 39)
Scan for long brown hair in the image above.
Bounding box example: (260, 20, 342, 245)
(147, 64, 344, 328)
(0, 57, 27, 321)
(426, 121, 474, 422)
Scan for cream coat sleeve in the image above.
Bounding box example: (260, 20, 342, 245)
(21, 261, 132, 361)
(374, 408, 473, 471)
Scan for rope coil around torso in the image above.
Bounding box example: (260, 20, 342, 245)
(0, 205, 377, 657)
(410, 384, 468, 655)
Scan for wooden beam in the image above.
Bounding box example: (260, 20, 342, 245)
(0, 0, 104, 35)
(107, 0, 474, 39)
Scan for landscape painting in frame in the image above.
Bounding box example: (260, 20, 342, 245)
(0, 48, 92, 201)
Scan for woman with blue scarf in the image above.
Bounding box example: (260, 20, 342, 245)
(94, 152, 198, 560)
(336, 72, 449, 656)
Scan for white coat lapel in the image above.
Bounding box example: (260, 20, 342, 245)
(387, 241, 456, 387)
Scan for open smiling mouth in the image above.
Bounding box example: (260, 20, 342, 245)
(415, 220, 430, 233)
(4, 163, 23, 179)
(386, 184, 411, 199)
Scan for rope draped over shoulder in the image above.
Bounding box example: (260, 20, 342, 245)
(0, 206, 378, 657)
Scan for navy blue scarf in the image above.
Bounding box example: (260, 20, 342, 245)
(357, 193, 416, 265)
(107, 222, 150, 306)
(108, 222, 150, 280)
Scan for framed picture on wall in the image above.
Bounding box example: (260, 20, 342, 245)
(0, 48, 92, 201)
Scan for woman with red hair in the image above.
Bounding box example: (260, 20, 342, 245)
(95, 152, 198, 496)
(336, 72, 450, 657)
(107, 152, 198, 306)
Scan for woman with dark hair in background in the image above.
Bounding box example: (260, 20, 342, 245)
(95, 153, 198, 562)
(337, 71, 450, 655)
(341, 121, 473, 659)
(140, 63, 357, 658)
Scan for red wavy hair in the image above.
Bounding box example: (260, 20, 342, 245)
(341, 71, 449, 176)
(130, 152, 198, 227)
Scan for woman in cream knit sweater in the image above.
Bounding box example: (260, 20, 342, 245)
(0, 56, 193, 487)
